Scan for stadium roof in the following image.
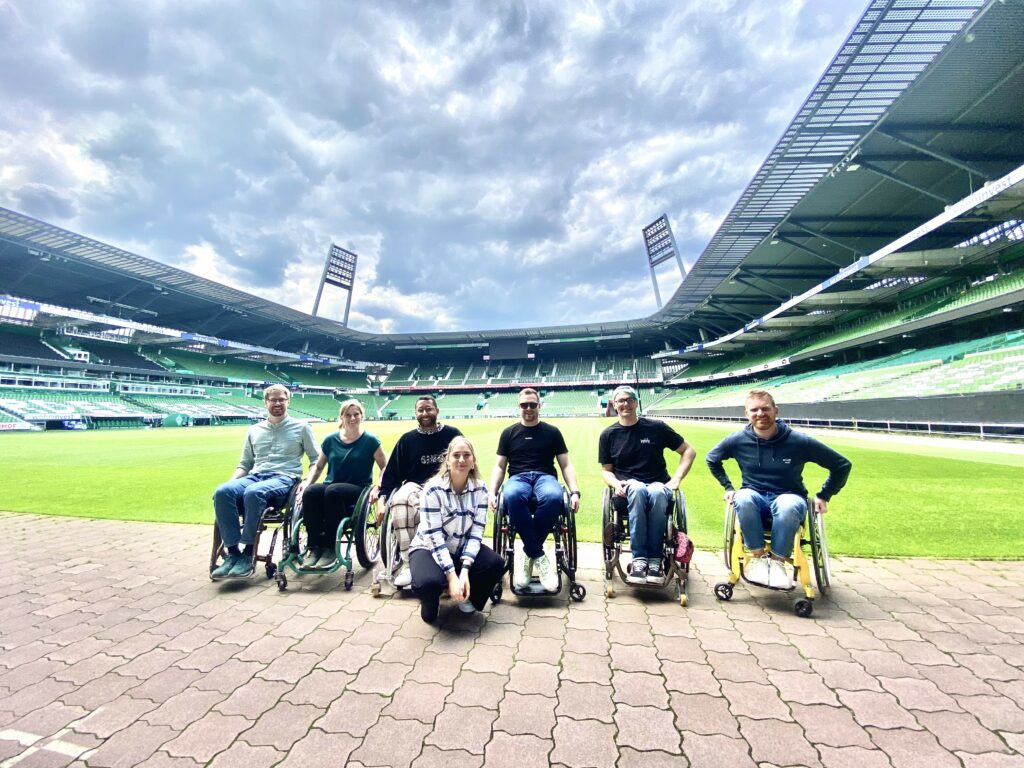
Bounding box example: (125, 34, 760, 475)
(1, 0, 1022, 364)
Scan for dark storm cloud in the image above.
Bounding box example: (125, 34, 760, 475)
(0, 0, 868, 333)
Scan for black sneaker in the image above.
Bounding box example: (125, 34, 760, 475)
(627, 559, 647, 584)
(647, 560, 664, 583)
(420, 598, 439, 624)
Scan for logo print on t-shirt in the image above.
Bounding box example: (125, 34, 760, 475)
(640, 438, 652, 445)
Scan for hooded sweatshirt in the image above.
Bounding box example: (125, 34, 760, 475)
(705, 421, 851, 500)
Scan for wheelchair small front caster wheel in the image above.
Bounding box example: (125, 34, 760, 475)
(714, 582, 733, 601)
(794, 599, 813, 618)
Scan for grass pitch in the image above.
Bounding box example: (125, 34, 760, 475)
(3, 417, 1021, 559)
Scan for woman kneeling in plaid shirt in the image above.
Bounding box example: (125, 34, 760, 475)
(408, 436, 505, 624)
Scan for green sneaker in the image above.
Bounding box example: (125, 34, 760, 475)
(228, 553, 254, 577)
(211, 553, 236, 579)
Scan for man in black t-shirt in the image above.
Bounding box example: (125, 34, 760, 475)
(379, 395, 462, 587)
(488, 388, 580, 592)
(598, 385, 696, 585)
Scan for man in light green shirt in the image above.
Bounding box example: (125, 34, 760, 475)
(212, 384, 319, 578)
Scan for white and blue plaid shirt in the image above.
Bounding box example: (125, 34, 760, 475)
(408, 474, 488, 573)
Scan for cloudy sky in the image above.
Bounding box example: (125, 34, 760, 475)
(1, 0, 868, 334)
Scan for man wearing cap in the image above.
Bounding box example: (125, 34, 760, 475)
(599, 385, 697, 584)
(489, 387, 581, 593)
(706, 389, 851, 589)
(378, 395, 462, 587)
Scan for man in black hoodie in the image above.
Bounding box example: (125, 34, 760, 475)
(706, 389, 851, 590)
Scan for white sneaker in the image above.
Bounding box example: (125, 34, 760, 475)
(514, 555, 535, 589)
(393, 566, 412, 588)
(768, 559, 793, 590)
(744, 555, 771, 586)
(315, 550, 336, 569)
(302, 548, 320, 567)
(535, 554, 558, 592)
(457, 601, 476, 613)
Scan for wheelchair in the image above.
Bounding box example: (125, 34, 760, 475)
(370, 494, 406, 597)
(275, 485, 381, 591)
(713, 498, 831, 618)
(490, 485, 586, 603)
(210, 481, 299, 582)
(602, 486, 690, 607)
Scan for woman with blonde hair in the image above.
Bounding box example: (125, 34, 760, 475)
(301, 399, 386, 568)
(408, 436, 505, 623)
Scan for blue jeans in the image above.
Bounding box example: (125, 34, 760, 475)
(504, 472, 563, 559)
(734, 489, 806, 559)
(213, 472, 295, 549)
(624, 479, 671, 561)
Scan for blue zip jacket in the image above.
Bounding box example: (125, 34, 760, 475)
(705, 421, 851, 500)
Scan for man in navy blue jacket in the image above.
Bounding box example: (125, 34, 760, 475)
(706, 389, 851, 589)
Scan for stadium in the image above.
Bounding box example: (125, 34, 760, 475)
(1, 2, 1024, 764)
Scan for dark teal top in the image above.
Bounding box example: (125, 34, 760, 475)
(321, 431, 381, 486)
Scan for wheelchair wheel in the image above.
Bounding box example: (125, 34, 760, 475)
(808, 511, 831, 597)
(353, 488, 380, 570)
(601, 489, 615, 568)
(672, 490, 687, 535)
(563, 493, 579, 578)
(210, 523, 226, 576)
(723, 502, 737, 570)
(378, 504, 400, 581)
(492, 492, 511, 571)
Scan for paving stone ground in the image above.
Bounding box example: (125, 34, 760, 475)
(2, 512, 1023, 767)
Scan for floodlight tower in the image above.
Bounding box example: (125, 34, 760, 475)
(642, 214, 686, 308)
(312, 243, 358, 326)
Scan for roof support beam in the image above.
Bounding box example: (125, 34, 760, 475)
(705, 299, 750, 325)
(775, 235, 847, 267)
(787, 222, 865, 258)
(733, 276, 788, 303)
(736, 269, 794, 299)
(876, 129, 994, 181)
(857, 160, 956, 205)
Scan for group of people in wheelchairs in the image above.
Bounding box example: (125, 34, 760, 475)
(210, 382, 851, 622)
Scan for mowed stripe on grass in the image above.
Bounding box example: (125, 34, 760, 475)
(3, 417, 1021, 559)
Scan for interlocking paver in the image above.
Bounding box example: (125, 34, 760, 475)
(83, 721, 176, 768)
(706, 650, 769, 683)
(449, 670, 507, 709)
(915, 710, 1011, 754)
(516, 635, 563, 664)
(278, 729, 359, 767)
(208, 742, 283, 768)
(411, 746, 483, 768)
(549, 717, 617, 767)
(816, 745, 895, 768)
(494, 691, 556, 737)
(162, 711, 250, 763)
(507, 661, 559, 696)
(384, 681, 449, 722)
(790, 702, 873, 748)
(612, 669, 669, 707)
(679, 732, 756, 768)
(283, 669, 353, 707)
(425, 704, 496, 754)
(662, 659, 720, 695)
(738, 716, 821, 766)
(240, 701, 321, 750)
(615, 704, 681, 753)
(768, 668, 841, 705)
(555, 680, 615, 723)
(670, 692, 740, 736)
(954, 694, 1024, 731)
(315, 691, 385, 736)
(721, 680, 792, 721)
(867, 726, 961, 768)
(483, 731, 553, 768)
(462, 641, 516, 674)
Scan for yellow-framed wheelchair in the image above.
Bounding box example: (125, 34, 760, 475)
(714, 500, 831, 617)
